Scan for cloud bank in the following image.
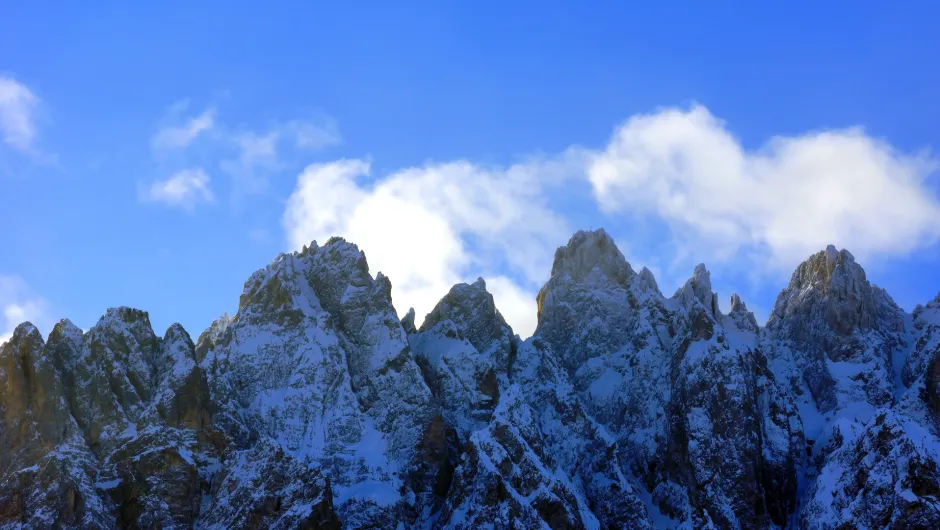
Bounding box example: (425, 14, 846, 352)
(589, 105, 940, 269)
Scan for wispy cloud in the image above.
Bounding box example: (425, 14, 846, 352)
(141, 167, 214, 210)
(288, 118, 342, 150)
(151, 107, 215, 152)
(219, 131, 283, 196)
(148, 100, 341, 202)
(0, 76, 55, 164)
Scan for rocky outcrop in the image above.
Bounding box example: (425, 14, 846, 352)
(1, 230, 939, 529)
(767, 246, 905, 417)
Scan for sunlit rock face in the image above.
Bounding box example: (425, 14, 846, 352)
(1, 230, 938, 529)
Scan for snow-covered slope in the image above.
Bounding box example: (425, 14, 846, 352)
(1, 230, 938, 529)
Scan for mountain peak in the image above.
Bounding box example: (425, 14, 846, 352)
(401, 307, 417, 334)
(729, 293, 748, 313)
(420, 278, 510, 352)
(6, 321, 42, 346)
(674, 263, 719, 317)
(638, 266, 660, 294)
(770, 245, 879, 336)
(548, 228, 634, 286)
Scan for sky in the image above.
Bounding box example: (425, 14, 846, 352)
(2, 1, 940, 342)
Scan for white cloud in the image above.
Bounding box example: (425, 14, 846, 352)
(0, 77, 39, 153)
(142, 167, 214, 210)
(221, 118, 341, 196)
(151, 107, 215, 151)
(289, 119, 342, 150)
(486, 276, 538, 340)
(282, 158, 573, 338)
(0, 276, 52, 345)
(282, 104, 940, 337)
(589, 105, 940, 270)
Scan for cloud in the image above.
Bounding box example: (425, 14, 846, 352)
(281, 105, 940, 336)
(151, 107, 215, 151)
(282, 158, 575, 338)
(0, 276, 52, 345)
(220, 131, 282, 195)
(0, 76, 39, 154)
(588, 105, 940, 270)
(486, 276, 539, 342)
(142, 167, 214, 210)
(221, 119, 341, 197)
(289, 119, 342, 150)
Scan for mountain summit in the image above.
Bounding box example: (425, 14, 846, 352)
(1, 229, 938, 529)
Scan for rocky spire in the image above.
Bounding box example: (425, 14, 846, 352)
(401, 307, 417, 334)
(674, 263, 720, 317)
(420, 277, 511, 357)
(534, 229, 652, 376)
(638, 266, 660, 294)
(545, 228, 634, 286)
(768, 244, 903, 336)
(727, 293, 759, 332)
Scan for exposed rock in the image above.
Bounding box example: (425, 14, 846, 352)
(1, 230, 939, 529)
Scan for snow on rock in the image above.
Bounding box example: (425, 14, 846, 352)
(1, 229, 939, 529)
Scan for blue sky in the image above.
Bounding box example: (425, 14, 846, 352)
(2, 1, 939, 339)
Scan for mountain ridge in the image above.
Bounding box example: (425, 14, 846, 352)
(1, 230, 938, 529)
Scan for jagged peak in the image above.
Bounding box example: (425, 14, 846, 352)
(98, 306, 151, 325)
(195, 312, 233, 360)
(48, 318, 84, 344)
(401, 307, 417, 334)
(420, 277, 511, 352)
(638, 266, 660, 294)
(729, 293, 748, 313)
(89, 307, 158, 344)
(788, 245, 862, 292)
(674, 263, 719, 317)
(163, 322, 193, 345)
(727, 293, 759, 332)
(299, 240, 320, 257)
(310, 236, 370, 277)
(768, 245, 897, 336)
(548, 228, 634, 286)
(7, 321, 43, 345)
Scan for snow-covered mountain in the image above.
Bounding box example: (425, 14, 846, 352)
(1, 230, 938, 529)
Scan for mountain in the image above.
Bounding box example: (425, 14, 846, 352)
(1, 230, 938, 529)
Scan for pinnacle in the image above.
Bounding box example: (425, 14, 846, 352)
(638, 266, 660, 294)
(163, 322, 193, 344)
(548, 228, 634, 285)
(401, 307, 417, 334)
(674, 263, 719, 317)
(11, 321, 41, 341)
(729, 293, 748, 313)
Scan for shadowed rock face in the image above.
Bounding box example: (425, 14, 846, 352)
(1, 230, 939, 529)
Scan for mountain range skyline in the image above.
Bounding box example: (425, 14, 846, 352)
(3, 3, 940, 345)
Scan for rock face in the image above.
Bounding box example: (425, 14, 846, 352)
(1, 230, 939, 529)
